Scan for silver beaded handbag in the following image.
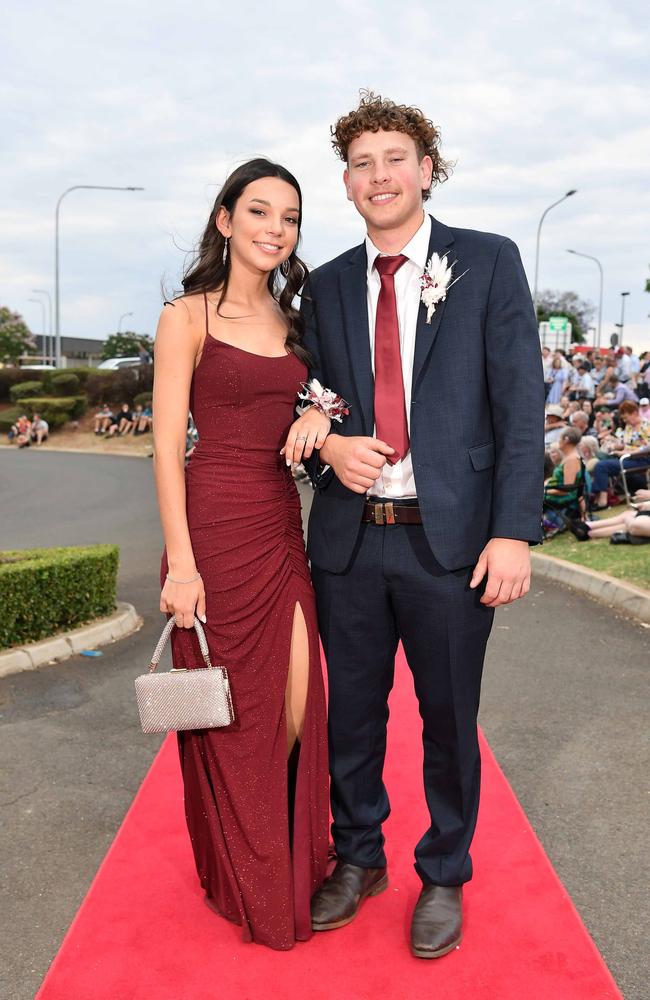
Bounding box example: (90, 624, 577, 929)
(135, 616, 235, 734)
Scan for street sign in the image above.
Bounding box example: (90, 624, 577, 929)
(549, 316, 569, 335)
(539, 316, 572, 350)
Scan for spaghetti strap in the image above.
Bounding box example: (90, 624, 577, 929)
(203, 290, 209, 335)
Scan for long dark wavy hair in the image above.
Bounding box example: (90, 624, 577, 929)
(182, 158, 310, 363)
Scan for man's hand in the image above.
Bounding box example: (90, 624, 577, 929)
(469, 538, 531, 608)
(320, 435, 395, 493)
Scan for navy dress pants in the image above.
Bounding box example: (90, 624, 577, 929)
(311, 522, 495, 887)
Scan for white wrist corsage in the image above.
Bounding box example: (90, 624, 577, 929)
(296, 379, 350, 423)
(420, 253, 469, 323)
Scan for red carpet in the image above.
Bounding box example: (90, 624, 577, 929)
(37, 649, 621, 1000)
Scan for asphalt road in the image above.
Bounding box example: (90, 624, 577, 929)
(0, 449, 647, 1000)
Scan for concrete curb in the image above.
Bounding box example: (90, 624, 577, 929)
(531, 552, 650, 625)
(0, 602, 143, 678)
(0, 443, 150, 459)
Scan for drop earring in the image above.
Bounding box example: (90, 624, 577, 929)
(222, 237, 229, 265)
(281, 258, 291, 278)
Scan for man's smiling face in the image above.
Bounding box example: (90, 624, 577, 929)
(344, 129, 432, 235)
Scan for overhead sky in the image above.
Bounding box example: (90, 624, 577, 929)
(2, 0, 648, 353)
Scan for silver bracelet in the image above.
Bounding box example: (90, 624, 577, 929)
(166, 571, 201, 584)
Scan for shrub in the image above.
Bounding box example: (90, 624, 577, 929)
(134, 391, 153, 406)
(50, 372, 80, 396)
(0, 407, 22, 433)
(9, 380, 45, 402)
(0, 368, 46, 402)
(0, 544, 119, 649)
(85, 366, 152, 406)
(20, 395, 88, 424)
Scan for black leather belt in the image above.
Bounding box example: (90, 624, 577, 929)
(361, 498, 422, 525)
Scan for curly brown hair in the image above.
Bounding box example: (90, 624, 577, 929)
(331, 90, 452, 200)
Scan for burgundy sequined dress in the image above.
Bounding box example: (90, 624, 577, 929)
(160, 307, 329, 951)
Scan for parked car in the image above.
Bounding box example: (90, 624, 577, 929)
(19, 363, 57, 370)
(97, 357, 142, 371)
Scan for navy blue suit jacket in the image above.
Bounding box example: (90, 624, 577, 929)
(301, 215, 545, 573)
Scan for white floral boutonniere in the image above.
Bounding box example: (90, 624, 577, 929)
(419, 253, 469, 323)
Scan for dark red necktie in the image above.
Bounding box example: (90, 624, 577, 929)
(373, 254, 409, 465)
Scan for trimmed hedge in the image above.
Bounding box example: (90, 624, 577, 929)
(20, 395, 87, 424)
(0, 544, 119, 649)
(50, 372, 81, 396)
(0, 368, 46, 403)
(134, 391, 153, 406)
(10, 380, 45, 402)
(50, 366, 93, 388)
(85, 365, 153, 406)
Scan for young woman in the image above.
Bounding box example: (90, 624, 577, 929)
(152, 159, 332, 950)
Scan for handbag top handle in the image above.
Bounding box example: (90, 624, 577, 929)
(149, 616, 214, 673)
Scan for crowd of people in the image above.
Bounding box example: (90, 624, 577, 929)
(93, 402, 153, 437)
(7, 413, 49, 448)
(542, 345, 650, 544)
(6, 401, 153, 448)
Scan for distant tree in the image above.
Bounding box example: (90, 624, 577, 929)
(101, 331, 154, 361)
(645, 266, 649, 294)
(536, 290, 596, 344)
(0, 307, 36, 364)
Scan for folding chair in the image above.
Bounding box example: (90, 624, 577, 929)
(618, 448, 650, 506)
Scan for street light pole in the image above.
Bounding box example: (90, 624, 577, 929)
(619, 291, 630, 343)
(533, 189, 577, 313)
(55, 185, 144, 368)
(566, 249, 603, 350)
(118, 311, 133, 333)
(28, 298, 47, 364)
(33, 288, 53, 364)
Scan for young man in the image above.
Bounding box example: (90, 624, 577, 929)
(300, 93, 544, 958)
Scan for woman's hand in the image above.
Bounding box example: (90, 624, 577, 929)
(160, 574, 206, 629)
(281, 407, 331, 467)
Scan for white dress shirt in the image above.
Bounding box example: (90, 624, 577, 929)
(364, 212, 431, 498)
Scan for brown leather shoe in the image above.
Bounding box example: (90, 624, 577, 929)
(410, 885, 463, 958)
(311, 861, 388, 931)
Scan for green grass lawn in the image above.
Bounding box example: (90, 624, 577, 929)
(542, 513, 650, 590)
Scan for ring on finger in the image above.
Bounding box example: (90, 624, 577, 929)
(297, 435, 308, 442)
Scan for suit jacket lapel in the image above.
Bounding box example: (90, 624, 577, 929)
(411, 216, 455, 395)
(339, 243, 373, 433)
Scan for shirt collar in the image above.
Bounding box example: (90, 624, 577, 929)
(365, 212, 432, 279)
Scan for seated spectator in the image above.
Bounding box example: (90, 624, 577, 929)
(544, 427, 584, 507)
(574, 363, 595, 400)
(569, 410, 590, 439)
(8, 414, 29, 444)
(581, 399, 595, 427)
(133, 403, 153, 435)
(544, 405, 566, 446)
(542, 427, 585, 536)
(591, 400, 650, 509)
(565, 497, 650, 544)
(639, 397, 650, 420)
(94, 405, 113, 434)
(30, 413, 49, 445)
(594, 375, 637, 409)
(578, 434, 600, 470)
(107, 403, 133, 437)
(11, 415, 32, 448)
